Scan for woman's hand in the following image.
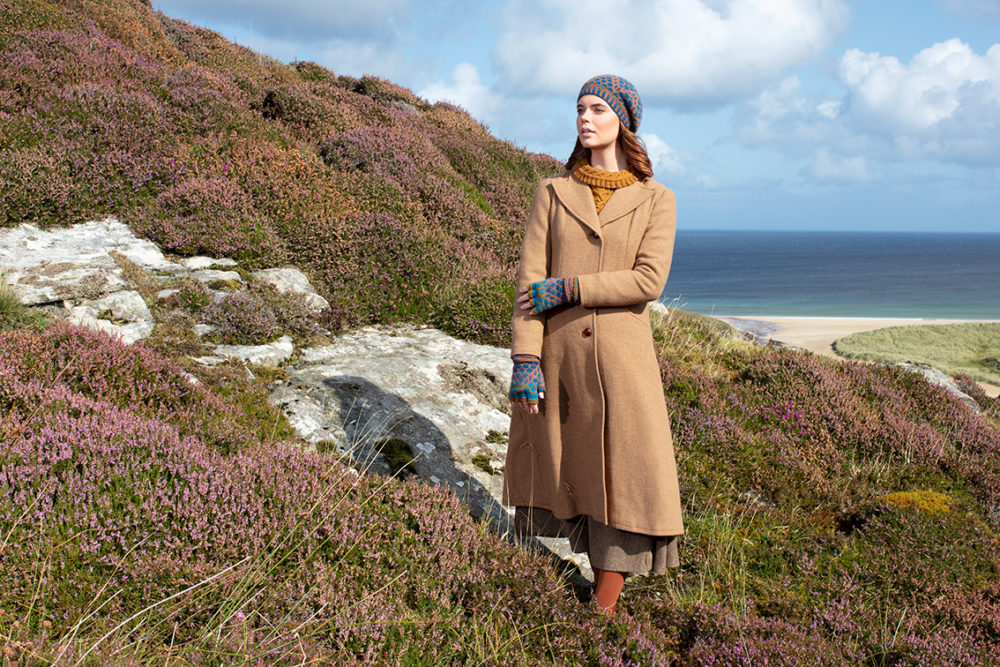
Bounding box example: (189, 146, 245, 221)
(516, 396, 543, 414)
(516, 286, 536, 314)
(509, 354, 545, 414)
(518, 277, 580, 315)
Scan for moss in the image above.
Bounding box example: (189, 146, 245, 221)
(315, 439, 339, 454)
(212, 382, 297, 447)
(668, 376, 701, 407)
(95, 308, 127, 325)
(445, 172, 494, 216)
(882, 490, 954, 514)
(207, 278, 243, 291)
(471, 453, 497, 475)
(247, 364, 289, 384)
(485, 429, 507, 445)
(376, 437, 417, 476)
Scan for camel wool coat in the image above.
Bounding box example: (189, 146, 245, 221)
(503, 170, 684, 537)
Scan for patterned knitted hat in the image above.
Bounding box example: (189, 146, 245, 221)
(577, 74, 642, 133)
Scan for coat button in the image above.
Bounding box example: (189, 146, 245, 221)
(582, 327, 592, 337)
(590, 231, 599, 239)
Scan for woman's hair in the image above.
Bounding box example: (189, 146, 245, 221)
(564, 125, 654, 180)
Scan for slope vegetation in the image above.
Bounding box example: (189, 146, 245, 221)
(3, 1, 1000, 664)
(1, 0, 560, 346)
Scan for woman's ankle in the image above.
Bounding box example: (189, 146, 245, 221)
(593, 569, 626, 613)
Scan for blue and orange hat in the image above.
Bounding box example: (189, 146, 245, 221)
(577, 74, 642, 133)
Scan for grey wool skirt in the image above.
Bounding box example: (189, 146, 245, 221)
(514, 506, 680, 575)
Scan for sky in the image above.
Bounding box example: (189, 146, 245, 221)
(151, 0, 1000, 233)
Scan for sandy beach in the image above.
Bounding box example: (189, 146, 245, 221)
(717, 315, 1000, 398)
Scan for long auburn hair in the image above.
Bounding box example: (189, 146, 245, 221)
(564, 124, 654, 180)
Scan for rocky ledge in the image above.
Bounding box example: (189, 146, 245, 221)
(0, 217, 328, 352)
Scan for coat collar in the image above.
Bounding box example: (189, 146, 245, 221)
(550, 172, 657, 234)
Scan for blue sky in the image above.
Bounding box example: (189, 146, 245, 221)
(152, 0, 1000, 232)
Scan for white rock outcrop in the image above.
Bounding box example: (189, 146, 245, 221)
(253, 267, 330, 312)
(190, 269, 242, 284)
(896, 362, 981, 412)
(180, 256, 238, 270)
(66, 290, 155, 345)
(0, 218, 186, 307)
(275, 325, 513, 520)
(272, 324, 591, 574)
(199, 335, 295, 368)
(0, 218, 188, 343)
(0, 219, 329, 350)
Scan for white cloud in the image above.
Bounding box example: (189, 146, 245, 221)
(314, 39, 410, 80)
(738, 40, 1000, 169)
(939, 0, 1000, 19)
(492, 0, 849, 107)
(839, 39, 1000, 132)
(807, 148, 872, 182)
(816, 100, 840, 119)
(640, 133, 687, 175)
(153, 0, 405, 42)
(419, 63, 499, 123)
(155, 0, 421, 81)
(738, 76, 851, 153)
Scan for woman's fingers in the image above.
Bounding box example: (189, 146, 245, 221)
(515, 399, 541, 414)
(516, 286, 540, 314)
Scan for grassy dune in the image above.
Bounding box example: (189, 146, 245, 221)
(834, 322, 1000, 386)
(4, 0, 1000, 664)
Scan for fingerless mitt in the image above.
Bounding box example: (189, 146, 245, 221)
(529, 276, 580, 313)
(509, 354, 545, 404)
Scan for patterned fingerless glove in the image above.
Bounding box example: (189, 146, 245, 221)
(528, 276, 580, 313)
(509, 354, 545, 404)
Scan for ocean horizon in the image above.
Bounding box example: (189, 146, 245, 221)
(659, 230, 1000, 320)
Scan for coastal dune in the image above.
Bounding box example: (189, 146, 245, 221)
(718, 315, 1000, 398)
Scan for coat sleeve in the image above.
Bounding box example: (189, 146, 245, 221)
(510, 180, 553, 358)
(577, 186, 676, 307)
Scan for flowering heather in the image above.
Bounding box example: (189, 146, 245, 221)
(202, 282, 323, 345)
(0, 322, 674, 663)
(0, 322, 269, 453)
(0, 0, 563, 345)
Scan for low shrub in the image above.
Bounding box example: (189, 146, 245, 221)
(201, 282, 323, 345)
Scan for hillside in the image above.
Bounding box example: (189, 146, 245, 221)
(3, 0, 1000, 664)
(1, 0, 560, 346)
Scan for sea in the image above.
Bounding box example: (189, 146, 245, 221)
(658, 231, 1000, 320)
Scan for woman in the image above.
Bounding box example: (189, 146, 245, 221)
(503, 75, 683, 614)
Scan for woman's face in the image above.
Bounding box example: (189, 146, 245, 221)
(576, 94, 620, 151)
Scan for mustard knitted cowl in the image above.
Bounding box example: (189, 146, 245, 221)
(572, 162, 639, 214)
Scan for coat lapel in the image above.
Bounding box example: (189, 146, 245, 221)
(551, 175, 658, 233)
(598, 181, 656, 226)
(550, 176, 601, 235)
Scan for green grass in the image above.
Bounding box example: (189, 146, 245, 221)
(833, 321, 1000, 386)
(0, 277, 46, 330)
